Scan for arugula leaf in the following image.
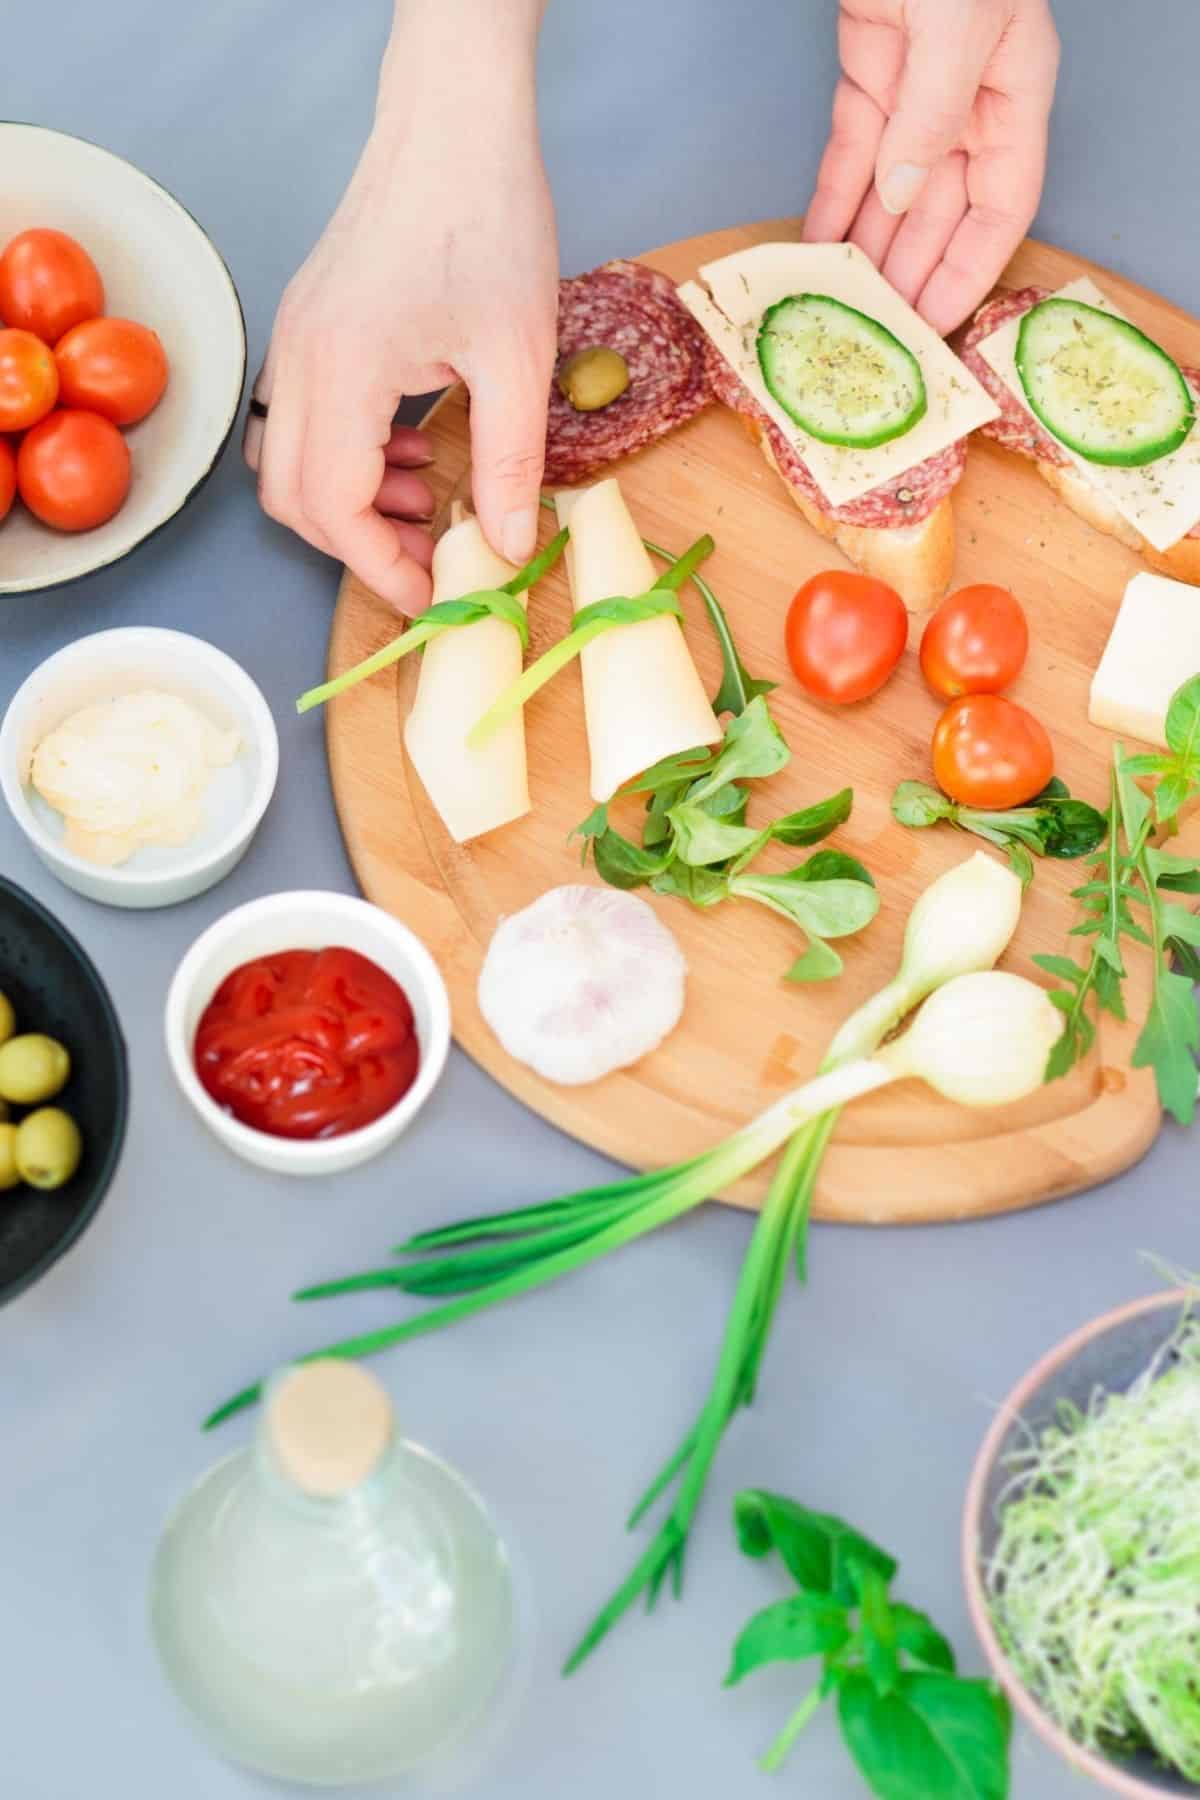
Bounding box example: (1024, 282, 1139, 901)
(837, 1670, 1011, 1800)
(723, 1594, 851, 1687)
(643, 536, 775, 717)
(733, 1491, 897, 1605)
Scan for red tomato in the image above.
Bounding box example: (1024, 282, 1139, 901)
(785, 570, 908, 704)
(0, 229, 105, 344)
(55, 317, 169, 426)
(0, 328, 59, 431)
(920, 584, 1029, 699)
(17, 409, 131, 532)
(931, 695, 1054, 810)
(0, 438, 15, 522)
(194, 947, 420, 1140)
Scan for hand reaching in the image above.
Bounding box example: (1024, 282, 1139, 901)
(804, 0, 1060, 335)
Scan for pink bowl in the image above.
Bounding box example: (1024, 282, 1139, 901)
(962, 1289, 1198, 1800)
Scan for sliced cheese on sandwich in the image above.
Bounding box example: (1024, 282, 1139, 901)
(677, 241, 998, 510)
(403, 510, 530, 843)
(1090, 570, 1200, 746)
(555, 479, 721, 803)
(976, 277, 1200, 554)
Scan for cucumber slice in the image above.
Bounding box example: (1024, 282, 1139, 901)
(756, 293, 927, 449)
(1015, 298, 1195, 467)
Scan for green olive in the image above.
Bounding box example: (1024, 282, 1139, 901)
(0, 990, 14, 1047)
(0, 1033, 71, 1105)
(556, 346, 631, 413)
(0, 1123, 19, 1192)
(15, 1108, 82, 1191)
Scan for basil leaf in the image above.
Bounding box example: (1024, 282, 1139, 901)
(733, 1492, 897, 1605)
(1165, 673, 1200, 764)
(852, 1561, 901, 1697)
(784, 937, 845, 983)
(771, 788, 854, 846)
(890, 1604, 956, 1675)
(723, 1594, 851, 1688)
(837, 1671, 1011, 1800)
(731, 870, 880, 939)
(892, 781, 954, 828)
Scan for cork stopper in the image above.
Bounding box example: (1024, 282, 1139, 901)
(266, 1360, 394, 1499)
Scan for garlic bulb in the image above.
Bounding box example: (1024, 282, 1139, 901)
(477, 886, 687, 1086)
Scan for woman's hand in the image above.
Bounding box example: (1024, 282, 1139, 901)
(244, 1, 556, 615)
(804, 0, 1060, 335)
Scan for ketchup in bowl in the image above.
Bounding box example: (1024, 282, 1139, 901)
(194, 947, 419, 1140)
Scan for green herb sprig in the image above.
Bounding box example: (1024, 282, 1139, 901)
(728, 1489, 1011, 1798)
(1037, 676, 1200, 1123)
(892, 777, 1107, 887)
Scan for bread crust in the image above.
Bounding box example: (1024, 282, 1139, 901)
(1035, 458, 1200, 584)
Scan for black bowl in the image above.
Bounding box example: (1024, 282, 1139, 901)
(0, 876, 128, 1302)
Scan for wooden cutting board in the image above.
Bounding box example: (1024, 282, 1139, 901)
(325, 218, 1200, 1224)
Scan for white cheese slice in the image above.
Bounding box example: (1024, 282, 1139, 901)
(555, 479, 721, 803)
(403, 513, 530, 843)
(976, 277, 1200, 554)
(677, 242, 998, 510)
(1089, 570, 1200, 746)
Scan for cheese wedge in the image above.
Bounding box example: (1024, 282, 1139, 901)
(403, 510, 530, 843)
(677, 242, 998, 510)
(1089, 570, 1200, 746)
(976, 278, 1200, 555)
(555, 480, 721, 802)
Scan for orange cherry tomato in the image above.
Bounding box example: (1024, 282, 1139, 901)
(0, 229, 105, 344)
(785, 570, 908, 704)
(17, 409, 131, 532)
(0, 328, 59, 432)
(55, 317, 169, 426)
(0, 437, 15, 522)
(920, 583, 1029, 699)
(931, 694, 1054, 810)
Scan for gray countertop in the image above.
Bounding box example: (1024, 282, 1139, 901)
(5, 3, 1198, 1795)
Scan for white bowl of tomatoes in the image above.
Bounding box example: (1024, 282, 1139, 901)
(0, 123, 245, 595)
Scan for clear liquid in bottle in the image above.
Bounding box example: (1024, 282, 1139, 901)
(149, 1360, 515, 1786)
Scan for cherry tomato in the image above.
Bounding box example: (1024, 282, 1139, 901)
(785, 570, 908, 704)
(931, 694, 1054, 810)
(0, 439, 15, 522)
(0, 229, 104, 344)
(17, 409, 131, 532)
(920, 583, 1029, 699)
(194, 947, 420, 1139)
(0, 328, 59, 431)
(55, 317, 168, 426)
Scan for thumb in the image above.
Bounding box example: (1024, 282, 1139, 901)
(875, 3, 1002, 217)
(465, 336, 553, 568)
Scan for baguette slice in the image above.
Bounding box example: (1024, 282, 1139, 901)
(1024, 456, 1200, 587)
(747, 417, 955, 613)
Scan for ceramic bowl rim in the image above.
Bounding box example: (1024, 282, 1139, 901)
(0, 626, 280, 898)
(0, 872, 129, 1302)
(0, 120, 247, 598)
(961, 1287, 1195, 1800)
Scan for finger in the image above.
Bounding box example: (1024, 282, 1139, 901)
(463, 333, 553, 566)
(916, 126, 1050, 335)
(383, 424, 435, 468)
(255, 348, 336, 555)
(874, 0, 1005, 217)
(242, 357, 275, 474)
(848, 184, 904, 271)
(881, 151, 969, 309)
(376, 467, 435, 520)
(802, 78, 888, 245)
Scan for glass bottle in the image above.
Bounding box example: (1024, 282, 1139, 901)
(149, 1359, 515, 1786)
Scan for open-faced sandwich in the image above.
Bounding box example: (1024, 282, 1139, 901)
(960, 278, 1200, 585)
(677, 243, 1000, 611)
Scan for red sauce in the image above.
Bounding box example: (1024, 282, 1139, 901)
(194, 947, 419, 1140)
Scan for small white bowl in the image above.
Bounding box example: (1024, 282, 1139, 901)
(0, 626, 279, 908)
(164, 891, 452, 1177)
(0, 122, 246, 594)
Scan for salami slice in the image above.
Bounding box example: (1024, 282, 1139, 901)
(704, 340, 965, 530)
(544, 261, 711, 485)
(960, 285, 1200, 540)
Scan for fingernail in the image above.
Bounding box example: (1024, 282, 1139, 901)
(879, 162, 929, 217)
(501, 506, 537, 564)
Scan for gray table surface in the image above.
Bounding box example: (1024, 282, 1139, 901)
(5, 2, 1198, 1795)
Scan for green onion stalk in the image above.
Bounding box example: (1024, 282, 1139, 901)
(204, 855, 1024, 1678)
